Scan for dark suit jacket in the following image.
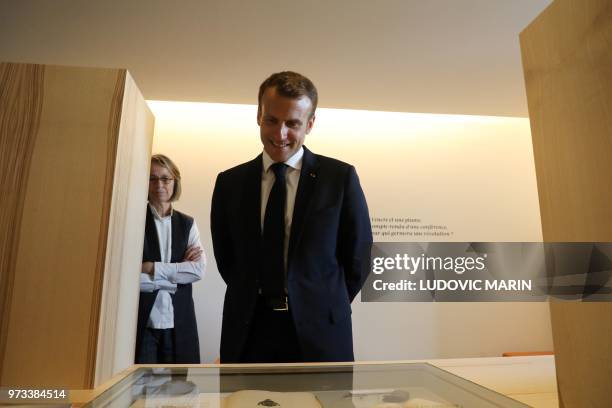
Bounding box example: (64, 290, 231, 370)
(211, 146, 372, 363)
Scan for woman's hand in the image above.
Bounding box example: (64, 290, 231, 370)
(142, 262, 155, 276)
(183, 245, 203, 262)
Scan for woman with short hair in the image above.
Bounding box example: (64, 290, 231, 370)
(135, 154, 205, 363)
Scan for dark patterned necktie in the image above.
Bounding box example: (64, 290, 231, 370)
(261, 162, 288, 297)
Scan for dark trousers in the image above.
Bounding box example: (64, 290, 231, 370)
(136, 328, 175, 364)
(240, 296, 304, 363)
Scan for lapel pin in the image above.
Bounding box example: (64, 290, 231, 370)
(310, 172, 316, 178)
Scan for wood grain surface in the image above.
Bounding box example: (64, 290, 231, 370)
(94, 71, 154, 387)
(0, 62, 153, 389)
(521, 0, 612, 407)
(0, 62, 45, 381)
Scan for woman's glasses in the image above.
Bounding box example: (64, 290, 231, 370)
(149, 177, 174, 185)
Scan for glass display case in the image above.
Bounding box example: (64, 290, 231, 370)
(83, 363, 529, 407)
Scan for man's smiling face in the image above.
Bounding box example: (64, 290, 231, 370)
(258, 86, 315, 162)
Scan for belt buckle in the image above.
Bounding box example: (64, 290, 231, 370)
(273, 296, 289, 311)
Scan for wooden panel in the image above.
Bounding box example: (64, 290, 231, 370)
(520, 1, 612, 407)
(0, 63, 45, 378)
(521, 0, 612, 241)
(94, 71, 154, 386)
(0, 62, 152, 388)
(1, 63, 122, 388)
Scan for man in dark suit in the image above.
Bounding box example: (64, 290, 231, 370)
(211, 71, 372, 363)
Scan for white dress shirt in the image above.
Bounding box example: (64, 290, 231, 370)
(261, 147, 303, 269)
(140, 204, 205, 329)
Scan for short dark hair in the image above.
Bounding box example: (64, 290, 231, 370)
(151, 154, 182, 202)
(258, 71, 318, 119)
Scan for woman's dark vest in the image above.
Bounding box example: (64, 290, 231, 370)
(135, 206, 200, 363)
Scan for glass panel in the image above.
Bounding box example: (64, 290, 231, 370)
(84, 363, 529, 407)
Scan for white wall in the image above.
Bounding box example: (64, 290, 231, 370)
(0, 0, 552, 117)
(148, 101, 553, 363)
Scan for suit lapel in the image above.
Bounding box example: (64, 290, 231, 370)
(241, 154, 263, 242)
(288, 146, 319, 269)
(144, 205, 161, 261)
(170, 211, 187, 263)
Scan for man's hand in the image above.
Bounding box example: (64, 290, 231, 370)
(183, 245, 203, 262)
(142, 261, 154, 276)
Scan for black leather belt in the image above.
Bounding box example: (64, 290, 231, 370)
(261, 295, 289, 311)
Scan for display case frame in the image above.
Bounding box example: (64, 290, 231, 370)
(83, 362, 529, 407)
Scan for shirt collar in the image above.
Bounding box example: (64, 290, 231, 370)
(148, 202, 173, 220)
(262, 146, 304, 173)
